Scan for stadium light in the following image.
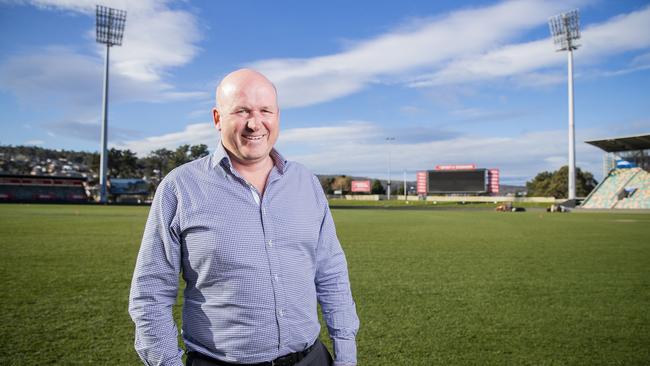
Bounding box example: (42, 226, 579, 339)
(386, 137, 395, 200)
(96, 5, 127, 203)
(549, 9, 580, 200)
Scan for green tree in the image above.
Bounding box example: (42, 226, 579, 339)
(108, 148, 138, 178)
(85, 152, 100, 177)
(145, 148, 174, 177)
(318, 176, 335, 194)
(395, 184, 405, 195)
(371, 179, 385, 194)
(526, 165, 598, 198)
(171, 144, 191, 168)
(190, 144, 210, 160)
(332, 175, 352, 193)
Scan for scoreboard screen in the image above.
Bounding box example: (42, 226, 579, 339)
(427, 169, 487, 193)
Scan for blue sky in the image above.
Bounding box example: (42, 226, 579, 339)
(1, 0, 649, 185)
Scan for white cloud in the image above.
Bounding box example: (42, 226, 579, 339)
(631, 51, 650, 66)
(279, 121, 379, 144)
(0, 0, 205, 107)
(249, 0, 587, 107)
(0, 46, 205, 112)
(114, 122, 217, 155)
(115, 119, 621, 184)
(244, 1, 650, 107)
(449, 107, 527, 122)
(286, 127, 609, 184)
(24, 139, 45, 145)
(44, 118, 143, 142)
(411, 5, 650, 87)
(408, 38, 561, 87)
(0, 47, 100, 106)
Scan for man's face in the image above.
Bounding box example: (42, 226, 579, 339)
(214, 74, 279, 166)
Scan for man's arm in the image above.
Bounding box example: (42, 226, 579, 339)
(313, 177, 360, 366)
(128, 178, 184, 366)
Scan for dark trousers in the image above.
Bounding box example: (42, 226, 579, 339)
(186, 340, 333, 366)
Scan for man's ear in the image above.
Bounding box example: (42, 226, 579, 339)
(212, 108, 221, 131)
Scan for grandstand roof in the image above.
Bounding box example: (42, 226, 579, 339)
(585, 134, 650, 152)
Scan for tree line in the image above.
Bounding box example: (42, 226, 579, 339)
(319, 166, 598, 199)
(526, 166, 597, 198)
(0, 144, 210, 185)
(2, 145, 598, 198)
(318, 176, 402, 195)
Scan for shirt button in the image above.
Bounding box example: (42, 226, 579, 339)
(274, 275, 279, 282)
(279, 309, 284, 316)
(268, 239, 273, 247)
(262, 207, 266, 215)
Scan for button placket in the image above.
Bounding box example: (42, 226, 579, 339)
(260, 171, 291, 349)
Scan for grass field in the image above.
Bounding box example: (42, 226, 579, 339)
(327, 198, 551, 208)
(1, 204, 649, 365)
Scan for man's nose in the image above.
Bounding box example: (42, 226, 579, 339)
(246, 112, 264, 130)
(246, 119, 261, 131)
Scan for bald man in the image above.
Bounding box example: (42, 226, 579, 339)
(129, 69, 359, 366)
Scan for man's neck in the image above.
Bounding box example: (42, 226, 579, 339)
(230, 154, 274, 195)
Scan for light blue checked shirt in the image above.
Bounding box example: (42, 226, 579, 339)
(129, 144, 359, 366)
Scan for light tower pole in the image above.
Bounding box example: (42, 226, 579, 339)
(386, 137, 395, 200)
(549, 9, 580, 200)
(403, 169, 407, 201)
(96, 5, 127, 203)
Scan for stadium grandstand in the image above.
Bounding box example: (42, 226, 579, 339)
(0, 174, 88, 203)
(581, 134, 650, 209)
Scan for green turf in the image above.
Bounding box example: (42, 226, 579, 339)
(1, 204, 649, 365)
(328, 198, 551, 208)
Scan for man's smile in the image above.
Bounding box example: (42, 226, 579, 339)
(242, 134, 266, 141)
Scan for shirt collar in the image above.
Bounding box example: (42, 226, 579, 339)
(211, 142, 287, 175)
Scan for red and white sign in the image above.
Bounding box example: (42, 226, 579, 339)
(488, 169, 500, 194)
(351, 180, 371, 193)
(416, 171, 428, 194)
(435, 164, 477, 170)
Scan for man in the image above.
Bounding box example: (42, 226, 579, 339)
(129, 69, 359, 366)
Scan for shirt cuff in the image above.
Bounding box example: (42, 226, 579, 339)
(333, 338, 357, 364)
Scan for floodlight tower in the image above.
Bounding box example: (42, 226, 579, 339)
(549, 9, 580, 200)
(96, 5, 127, 203)
(386, 137, 395, 200)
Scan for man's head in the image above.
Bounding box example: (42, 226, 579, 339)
(213, 68, 279, 167)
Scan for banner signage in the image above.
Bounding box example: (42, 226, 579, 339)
(351, 180, 371, 193)
(435, 164, 477, 170)
(416, 171, 428, 194)
(488, 169, 500, 194)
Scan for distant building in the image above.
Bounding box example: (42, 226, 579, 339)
(0, 174, 88, 203)
(107, 178, 149, 203)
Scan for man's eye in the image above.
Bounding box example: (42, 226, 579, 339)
(236, 109, 249, 115)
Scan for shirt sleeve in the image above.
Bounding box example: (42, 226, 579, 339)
(313, 177, 360, 365)
(128, 177, 184, 366)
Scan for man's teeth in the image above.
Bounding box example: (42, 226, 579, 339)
(244, 135, 264, 140)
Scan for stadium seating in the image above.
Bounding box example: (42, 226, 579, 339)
(613, 169, 650, 209)
(0, 175, 88, 203)
(581, 168, 650, 209)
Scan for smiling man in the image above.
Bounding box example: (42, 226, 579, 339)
(129, 69, 359, 366)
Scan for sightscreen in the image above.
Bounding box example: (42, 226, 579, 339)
(427, 169, 487, 193)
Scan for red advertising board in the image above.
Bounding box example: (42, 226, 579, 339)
(435, 164, 477, 170)
(416, 171, 427, 194)
(488, 169, 500, 194)
(351, 180, 371, 193)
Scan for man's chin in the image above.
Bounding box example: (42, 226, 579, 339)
(237, 151, 271, 164)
